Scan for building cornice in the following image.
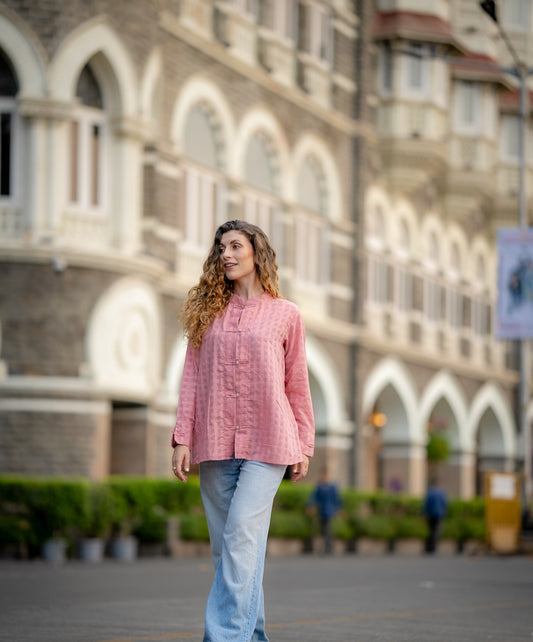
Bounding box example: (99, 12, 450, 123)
(372, 10, 463, 50)
(0, 245, 167, 280)
(359, 334, 519, 387)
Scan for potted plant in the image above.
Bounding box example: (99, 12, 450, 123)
(106, 481, 141, 562)
(78, 483, 113, 563)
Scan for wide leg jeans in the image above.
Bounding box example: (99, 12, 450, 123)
(199, 459, 286, 642)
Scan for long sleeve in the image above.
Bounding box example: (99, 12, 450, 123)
(284, 309, 315, 458)
(171, 342, 199, 448)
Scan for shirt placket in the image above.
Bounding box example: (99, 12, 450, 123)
(233, 302, 251, 456)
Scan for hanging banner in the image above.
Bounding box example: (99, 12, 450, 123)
(496, 228, 533, 339)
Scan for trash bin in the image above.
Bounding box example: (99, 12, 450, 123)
(484, 471, 521, 554)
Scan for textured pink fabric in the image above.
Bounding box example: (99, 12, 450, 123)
(172, 292, 315, 465)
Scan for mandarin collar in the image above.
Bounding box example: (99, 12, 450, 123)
(230, 291, 268, 307)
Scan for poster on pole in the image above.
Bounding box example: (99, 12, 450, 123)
(496, 228, 533, 339)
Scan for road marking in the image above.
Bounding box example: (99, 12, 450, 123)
(95, 600, 532, 642)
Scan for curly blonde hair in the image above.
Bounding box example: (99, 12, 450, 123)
(180, 220, 281, 347)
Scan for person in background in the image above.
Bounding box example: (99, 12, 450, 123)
(171, 220, 315, 642)
(307, 468, 341, 554)
(422, 476, 448, 553)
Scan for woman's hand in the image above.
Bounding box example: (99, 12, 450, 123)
(172, 445, 191, 482)
(290, 454, 309, 483)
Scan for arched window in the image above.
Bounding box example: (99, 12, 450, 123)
(242, 131, 280, 248)
(68, 62, 107, 214)
(182, 102, 226, 251)
(244, 132, 277, 194)
(184, 105, 219, 168)
(295, 155, 329, 285)
(297, 155, 326, 215)
(0, 49, 19, 203)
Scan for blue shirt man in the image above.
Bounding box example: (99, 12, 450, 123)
(423, 479, 448, 553)
(308, 469, 341, 554)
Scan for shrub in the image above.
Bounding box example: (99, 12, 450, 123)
(80, 483, 114, 539)
(442, 516, 485, 542)
(149, 477, 202, 513)
(392, 516, 428, 540)
(179, 514, 210, 542)
(273, 482, 313, 511)
(269, 510, 313, 539)
(341, 489, 369, 518)
(358, 515, 396, 541)
(0, 476, 489, 552)
(332, 516, 356, 541)
(0, 477, 87, 550)
(446, 498, 485, 520)
(427, 433, 450, 462)
(134, 507, 168, 544)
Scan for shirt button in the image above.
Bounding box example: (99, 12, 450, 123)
(238, 328, 242, 332)
(235, 360, 239, 364)
(236, 426, 239, 430)
(236, 393, 239, 397)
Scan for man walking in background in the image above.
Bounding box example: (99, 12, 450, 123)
(307, 468, 341, 554)
(423, 476, 448, 553)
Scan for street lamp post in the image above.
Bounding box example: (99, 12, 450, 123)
(479, 1, 532, 504)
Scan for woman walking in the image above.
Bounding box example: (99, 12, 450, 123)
(171, 220, 315, 641)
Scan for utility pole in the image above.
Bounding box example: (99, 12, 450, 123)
(479, 0, 532, 505)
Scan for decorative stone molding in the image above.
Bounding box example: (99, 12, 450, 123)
(258, 30, 296, 87)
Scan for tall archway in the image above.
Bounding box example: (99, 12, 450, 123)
(362, 358, 424, 495)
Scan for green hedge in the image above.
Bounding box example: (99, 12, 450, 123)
(0, 475, 202, 555)
(0, 476, 487, 557)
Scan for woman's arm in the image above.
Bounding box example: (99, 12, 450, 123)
(171, 343, 200, 448)
(284, 309, 315, 460)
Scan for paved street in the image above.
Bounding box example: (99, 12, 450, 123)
(1, 553, 532, 642)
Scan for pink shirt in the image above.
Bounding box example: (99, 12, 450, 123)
(172, 292, 315, 465)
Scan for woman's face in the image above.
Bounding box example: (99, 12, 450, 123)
(219, 230, 256, 283)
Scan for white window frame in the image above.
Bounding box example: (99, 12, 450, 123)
(403, 43, 430, 98)
(503, 0, 530, 31)
(394, 264, 412, 313)
(234, 0, 259, 20)
(183, 162, 226, 252)
(295, 212, 329, 287)
(68, 104, 108, 216)
(424, 277, 442, 323)
(242, 188, 281, 252)
(0, 97, 20, 205)
(367, 253, 388, 305)
(272, 0, 297, 42)
(308, 2, 332, 66)
(447, 286, 463, 329)
(500, 113, 521, 163)
(454, 81, 481, 135)
(472, 295, 490, 336)
(378, 41, 393, 95)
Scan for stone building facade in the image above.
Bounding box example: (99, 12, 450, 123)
(0, 0, 532, 498)
(0, 0, 369, 485)
(358, 0, 533, 498)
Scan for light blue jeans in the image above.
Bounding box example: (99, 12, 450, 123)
(199, 459, 286, 642)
